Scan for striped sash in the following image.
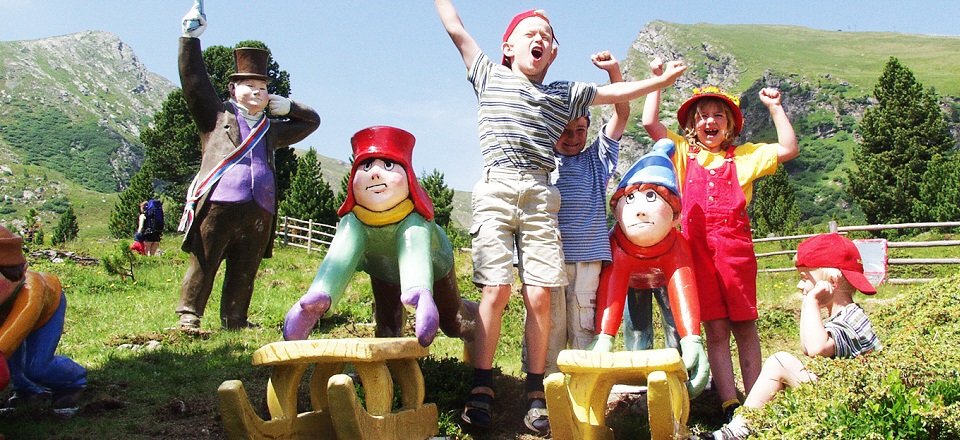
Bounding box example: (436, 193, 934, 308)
(177, 115, 270, 232)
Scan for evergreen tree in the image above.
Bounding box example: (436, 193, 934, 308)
(51, 205, 80, 246)
(140, 41, 295, 206)
(279, 149, 338, 226)
(915, 152, 960, 222)
(419, 169, 455, 228)
(848, 57, 953, 228)
(109, 169, 154, 239)
(750, 165, 801, 237)
(334, 155, 354, 210)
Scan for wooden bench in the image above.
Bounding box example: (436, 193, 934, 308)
(545, 348, 690, 440)
(218, 338, 438, 440)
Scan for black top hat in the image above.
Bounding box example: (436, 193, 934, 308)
(229, 47, 271, 82)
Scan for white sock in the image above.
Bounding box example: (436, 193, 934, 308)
(713, 414, 751, 438)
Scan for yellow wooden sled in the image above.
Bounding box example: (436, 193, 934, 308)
(218, 338, 438, 440)
(545, 348, 690, 440)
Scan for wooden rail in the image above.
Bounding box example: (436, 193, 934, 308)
(756, 221, 960, 285)
(275, 216, 337, 253)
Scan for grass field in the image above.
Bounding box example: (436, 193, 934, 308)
(0, 221, 958, 438)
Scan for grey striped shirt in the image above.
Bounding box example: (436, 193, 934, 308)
(825, 303, 882, 358)
(468, 53, 597, 171)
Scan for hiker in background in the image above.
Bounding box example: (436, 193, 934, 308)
(175, 2, 321, 330)
(136, 200, 163, 256)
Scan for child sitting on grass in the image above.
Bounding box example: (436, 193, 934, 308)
(708, 233, 882, 439)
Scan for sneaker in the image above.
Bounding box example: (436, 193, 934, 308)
(222, 318, 261, 330)
(0, 391, 44, 414)
(51, 388, 83, 417)
(709, 424, 751, 440)
(178, 313, 201, 330)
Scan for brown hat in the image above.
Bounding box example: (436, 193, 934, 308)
(0, 226, 27, 267)
(229, 47, 271, 82)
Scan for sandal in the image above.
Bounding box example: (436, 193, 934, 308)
(524, 391, 550, 434)
(460, 386, 495, 429)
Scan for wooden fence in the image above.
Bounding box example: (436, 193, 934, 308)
(755, 221, 960, 285)
(275, 216, 337, 253)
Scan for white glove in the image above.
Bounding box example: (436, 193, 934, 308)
(589, 334, 615, 352)
(181, 0, 207, 38)
(268, 95, 292, 116)
(679, 335, 710, 397)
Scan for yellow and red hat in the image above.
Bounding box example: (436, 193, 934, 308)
(677, 86, 743, 135)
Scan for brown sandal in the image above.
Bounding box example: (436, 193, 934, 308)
(461, 386, 495, 429)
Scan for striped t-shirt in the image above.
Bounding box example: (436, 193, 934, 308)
(825, 303, 882, 358)
(552, 127, 619, 262)
(468, 52, 597, 171)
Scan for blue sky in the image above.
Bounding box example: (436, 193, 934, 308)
(1, 1, 958, 190)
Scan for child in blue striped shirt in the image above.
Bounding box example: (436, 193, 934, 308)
(709, 233, 881, 439)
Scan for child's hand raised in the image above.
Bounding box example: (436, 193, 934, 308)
(591, 51, 620, 72)
(649, 57, 664, 76)
(659, 60, 687, 84)
(759, 87, 783, 107)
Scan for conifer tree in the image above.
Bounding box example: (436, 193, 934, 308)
(51, 205, 80, 246)
(750, 165, 800, 237)
(915, 152, 960, 222)
(279, 149, 338, 226)
(109, 170, 154, 239)
(419, 169, 455, 228)
(848, 57, 953, 227)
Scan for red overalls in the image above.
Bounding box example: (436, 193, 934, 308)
(681, 147, 758, 322)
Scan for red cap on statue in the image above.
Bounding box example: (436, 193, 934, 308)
(337, 126, 435, 221)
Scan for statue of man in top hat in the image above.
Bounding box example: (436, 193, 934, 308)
(175, 2, 321, 330)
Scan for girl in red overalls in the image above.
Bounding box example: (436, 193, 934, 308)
(642, 58, 799, 421)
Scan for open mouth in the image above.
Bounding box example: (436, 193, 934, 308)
(704, 128, 719, 137)
(531, 47, 543, 60)
(366, 183, 387, 192)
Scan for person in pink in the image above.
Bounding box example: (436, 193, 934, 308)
(642, 58, 799, 420)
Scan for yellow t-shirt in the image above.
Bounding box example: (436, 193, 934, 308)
(667, 131, 779, 205)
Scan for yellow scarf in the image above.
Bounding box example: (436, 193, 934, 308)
(352, 199, 415, 226)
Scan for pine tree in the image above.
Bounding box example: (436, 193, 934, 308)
(915, 152, 960, 222)
(334, 155, 354, 210)
(51, 205, 80, 246)
(750, 165, 800, 237)
(848, 57, 953, 228)
(279, 149, 338, 226)
(419, 169, 455, 228)
(109, 170, 154, 239)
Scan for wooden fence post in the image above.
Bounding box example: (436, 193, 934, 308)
(828, 221, 838, 233)
(283, 216, 290, 246)
(307, 219, 313, 253)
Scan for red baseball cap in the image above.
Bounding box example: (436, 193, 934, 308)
(500, 9, 552, 67)
(795, 233, 877, 294)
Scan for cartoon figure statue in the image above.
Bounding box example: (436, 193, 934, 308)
(590, 139, 710, 396)
(283, 126, 475, 347)
(0, 226, 87, 415)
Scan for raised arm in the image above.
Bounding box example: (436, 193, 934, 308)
(592, 60, 686, 106)
(799, 280, 836, 357)
(641, 57, 669, 141)
(759, 87, 799, 163)
(591, 51, 630, 140)
(434, 0, 481, 70)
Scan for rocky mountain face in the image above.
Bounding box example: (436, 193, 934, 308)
(0, 31, 176, 192)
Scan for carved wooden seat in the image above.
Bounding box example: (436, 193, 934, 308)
(218, 338, 438, 440)
(545, 348, 690, 440)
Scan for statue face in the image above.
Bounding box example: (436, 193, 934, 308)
(615, 188, 676, 247)
(352, 158, 410, 212)
(232, 79, 269, 114)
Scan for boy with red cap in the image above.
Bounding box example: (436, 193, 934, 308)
(282, 126, 476, 349)
(708, 233, 881, 439)
(0, 226, 87, 416)
(643, 58, 799, 419)
(434, 1, 686, 432)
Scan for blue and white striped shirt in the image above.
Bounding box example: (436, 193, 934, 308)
(825, 303, 882, 358)
(468, 53, 597, 171)
(553, 127, 619, 262)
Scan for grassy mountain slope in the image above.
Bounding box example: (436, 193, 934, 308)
(617, 22, 960, 226)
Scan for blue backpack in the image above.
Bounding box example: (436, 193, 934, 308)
(143, 199, 164, 235)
